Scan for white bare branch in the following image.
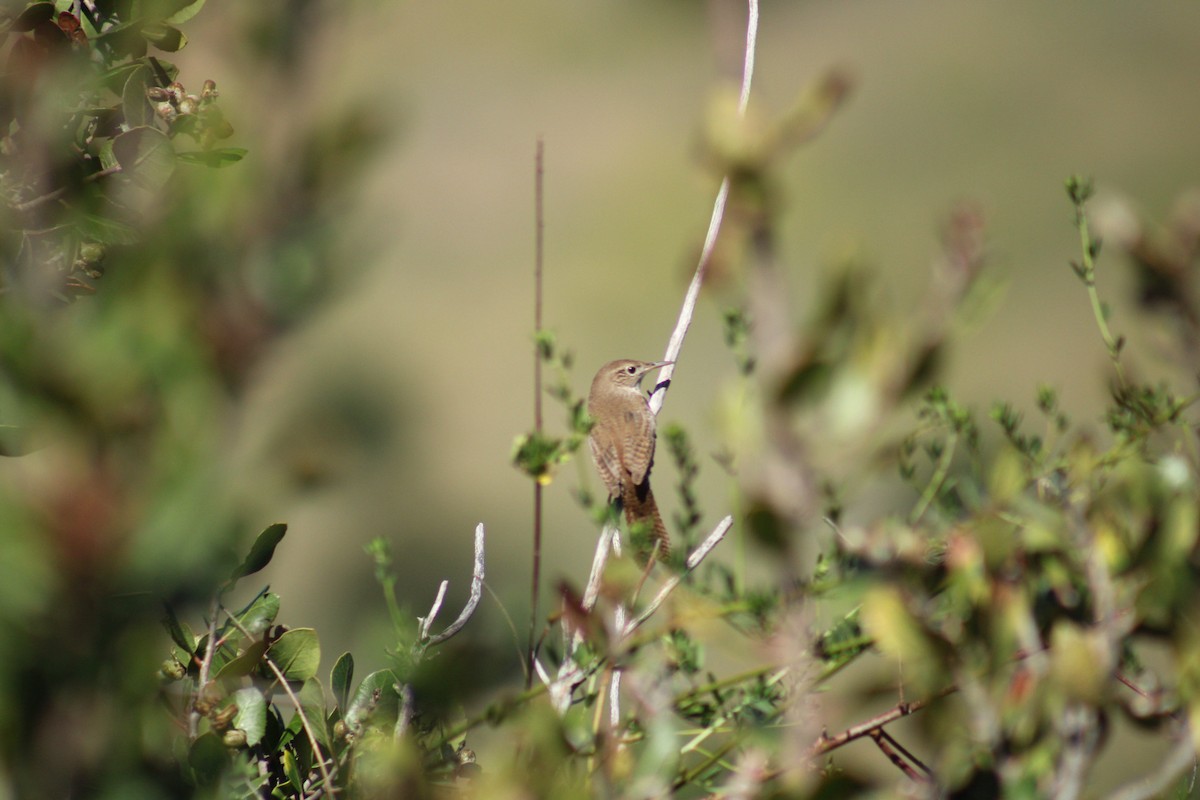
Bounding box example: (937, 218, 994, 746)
(650, 0, 760, 417)
(424, 523, 486, 647)
(626, 515, 733, 635)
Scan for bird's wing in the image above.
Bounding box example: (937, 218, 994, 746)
(589, 429, 624, 499)
(621, 404, 657, 486)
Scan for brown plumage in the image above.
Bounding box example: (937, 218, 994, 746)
(587, 359, 671, 562)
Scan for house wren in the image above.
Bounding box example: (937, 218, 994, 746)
(587, 359, 672, 561)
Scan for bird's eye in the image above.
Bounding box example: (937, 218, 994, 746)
(626, 365, 637, 374)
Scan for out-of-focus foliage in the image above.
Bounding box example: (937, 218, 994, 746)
(0, 1, 385, 796)
(2, 0, 237, 304)
(4, 1, 1200, 798)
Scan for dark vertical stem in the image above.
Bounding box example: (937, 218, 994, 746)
(527, 138, 545, 688)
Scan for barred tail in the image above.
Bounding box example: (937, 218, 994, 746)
(623, 480, 670, 563)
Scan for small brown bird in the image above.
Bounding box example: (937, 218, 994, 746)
(587, 359, 672, 561)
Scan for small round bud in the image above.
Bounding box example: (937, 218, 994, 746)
(222, 729, 247, 748)
(160, 659, 186, 680)
(79, 242, 105, 264)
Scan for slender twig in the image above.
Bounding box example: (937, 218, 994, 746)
(544, 524, 614, 711)
(417, 580, 448, 641)
(394, 683, 414, 741)
(1068, 179, 1126, 387)
(877, 728, 930, 776)
(583, 525, 615, 612)
(608, 520, 728, 724)
(426, 523, 486, 647)
(808, 686, 956, 758)
(188, 592, 222, 739)
(649, 0, 759, 417)
(626, 516, 733, 634)
(262, 655, 336, 796)
(11, 165, 124, 214)
(909, 428, 958, 524)
(608, 669, 621, 728)
(869, 728, 931, 783)
(673, 736, 741, 792)
(529, 138, 546, 689)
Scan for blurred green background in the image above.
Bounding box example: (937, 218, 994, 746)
(160, 0, 1200, 687)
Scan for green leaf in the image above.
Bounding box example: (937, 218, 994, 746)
(288, 679, 331, 752)
(234, 591, 279, 637)
(281, 748, 304, 795)
(10, 3, 55, 32)
(141, 22, 187, 51)
(111, 126, 176, 192)
(99, 62, 142, 93)
(231, 687, 266, 746)
(230, 523, 287, 580)
(161, 602, 196, 653)
(331, 652, 354, 712)
(147, 57, 179, 83)
(175, 148, 247, 168)
(75, 213, 140, 245)
(121, 64, 154, 128)
(188, 732, 229, 787)
(344, 669, 400, 733)
(215, 639, 266, 681)
(97, 139, 119, 172)
(164, 0, 206, 24)
(268, 628, 320, 682)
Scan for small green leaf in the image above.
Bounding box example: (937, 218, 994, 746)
(231, 687, 266, 746)
(288, 679, 331, 752)
(268, 628, 320, 682)
(99, 62, 142, 92)
(175, 147, 247, 168)
(111, 126, 176, 192)
(230, 523, 287, 580)
(344, 669, 400, 733)
(121, 64, 153, 128)
(331, 652, 354, 712)
(234, 591, 280, 637)
(10, 3, 55, 32)
(215, 640, 266, 681)
(161, 602, 196, 653)
(75, 213, 140, 245)
(165, 0, 207, 24)
(97, 139, 119, 172)
(146, 56, 179, 84)
(281, 748, 304, 795)
(141, 22, 187, 51)
(188, 732, 229, 787)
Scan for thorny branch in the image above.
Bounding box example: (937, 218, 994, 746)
(808, 687, 957, 760)
(870, 728, 932, 784)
